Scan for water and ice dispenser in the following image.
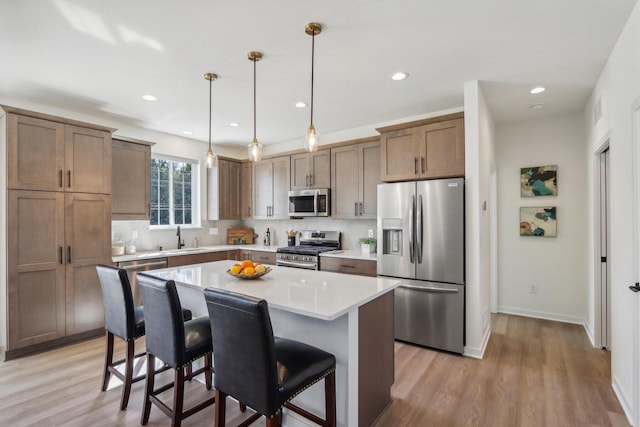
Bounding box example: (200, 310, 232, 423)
(381, 219, 403, 255)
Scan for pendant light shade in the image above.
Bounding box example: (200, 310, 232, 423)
(204, 72, 218, 169)
(247, 51, 263, 162)
(304, 22, 322, 152)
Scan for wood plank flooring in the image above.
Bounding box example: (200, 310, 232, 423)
(0, 313, 630, 427)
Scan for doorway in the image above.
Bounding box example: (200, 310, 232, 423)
(595, 145, 610, 350)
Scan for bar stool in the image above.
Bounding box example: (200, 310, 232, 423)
(137, 273, 215, 427)
(96, 265, 193, 410)
(203, 287, 336, 427)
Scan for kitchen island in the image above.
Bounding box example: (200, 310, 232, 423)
(147, 260, 398, 427)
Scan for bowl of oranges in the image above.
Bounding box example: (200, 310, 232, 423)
(227, 260, 272, 280)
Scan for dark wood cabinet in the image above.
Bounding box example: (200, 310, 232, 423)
(320, 257, 377, 277)
(167, 251, 227, 268)
(208, 158, 242, 220)
(253, 156, 290, 219)
(290, 149, 331, 190)
(240, 250, 276, 265)
(241, 162, 252, 219)
(111, 137, 151, 220)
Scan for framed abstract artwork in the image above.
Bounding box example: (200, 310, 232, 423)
(521, 165, 557, 197)
(520, 206, 557, 237)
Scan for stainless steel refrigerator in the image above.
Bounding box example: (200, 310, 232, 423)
(377, 178, 465, 353)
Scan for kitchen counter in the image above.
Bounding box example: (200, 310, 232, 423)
(145, 260, 397, 427)
(112, 244, 278, 263)
(320, 249, 378, 261)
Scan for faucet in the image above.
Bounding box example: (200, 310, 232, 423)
(176, 226, 185, 249)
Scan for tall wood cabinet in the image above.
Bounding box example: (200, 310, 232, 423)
(208, 158, 241, 220)
(331, 139, 380, 219)
(2, 106, 114, 357)
(290, 149, 331, 190)
(378, 113, 464, 182)
(241, 161, 252, 219)
(253, 155, 290, 219)
(112, 137, 151, 220)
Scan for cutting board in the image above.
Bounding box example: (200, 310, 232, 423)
(227, 227, 258, 245)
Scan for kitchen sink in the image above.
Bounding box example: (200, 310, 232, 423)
(164, 247, 204, 255)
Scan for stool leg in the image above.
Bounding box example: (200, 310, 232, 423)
(204, 353, 212, 390)
(101, 331, 114, 391)
(325, 371, 336, 427)
(173, 367, 185, 427)
(214, 389, 227, 427)
(186, 362, 192, 380)
(141, 353, 155, 425)
(266, 413, 281, 427)
(120, 339, 135, 410)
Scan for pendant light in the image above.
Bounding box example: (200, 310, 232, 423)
(247, 51, 263, 162)
(304, 22, 322, 152)
(204, 72, 218, 169)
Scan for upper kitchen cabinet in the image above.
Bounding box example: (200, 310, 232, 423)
(378, 113, 464, 182)
(5, 106, 114, 194)
(290, 149, 331, 190)
(111, 137, 152, 220)
(208, 158, 242, 220)
(331, 138, 380, 219)
(241, 161, 252, 219)
(253, 155, 290, 219)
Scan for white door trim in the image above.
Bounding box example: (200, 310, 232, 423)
(490, 164, 498, 313)
(631, 97, 640, 427)
(593, 136, 610, 349)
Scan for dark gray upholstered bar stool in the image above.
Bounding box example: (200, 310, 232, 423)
(204, 287, 336, 427)
(137, 273, 215, 427)
(96, 265, 193, 410)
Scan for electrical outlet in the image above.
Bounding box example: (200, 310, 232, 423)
(131, 230, 138, 239)
(529, 285, 537, 294)
(368, 229, 374, 238)
(209, 227, 219, 235)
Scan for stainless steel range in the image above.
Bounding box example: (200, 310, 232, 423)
(276, 230, 340, 270)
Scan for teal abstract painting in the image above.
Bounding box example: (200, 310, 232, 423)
(521, 165, 557, 197)
(520, 206, 557, 237)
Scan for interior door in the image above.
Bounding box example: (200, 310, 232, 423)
(415, 178, 465, 284)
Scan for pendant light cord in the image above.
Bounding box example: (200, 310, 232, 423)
(253, 57, 257, 141)
(310, 29, 315, 127)
(208, 76, 212, 150)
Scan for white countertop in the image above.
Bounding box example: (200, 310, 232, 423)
(112, 244, 279, 263)
(320, 250, 378, 261)
(147, 260, 398, 321)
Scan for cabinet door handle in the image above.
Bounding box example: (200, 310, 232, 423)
(414, 157, 418, 174)
(67, 246, 72, 264)
(355, 202, 358, 216)
(421, 156, 425, 173)
(59, 246, 63, 264)
(310, 174, 314, 186)
(67, 170, 72, 188)
(306, 175, 310, 186)
(59, 170, 63, 188)
(359, 202, 363, 216)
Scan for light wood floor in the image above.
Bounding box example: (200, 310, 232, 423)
(0, 314, 630, 427)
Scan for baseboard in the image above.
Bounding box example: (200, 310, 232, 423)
(612, 374, 634, 426)
(582, 319, 596, 347)
(464, 326, 491, 359)
(497, 306, 584, 325)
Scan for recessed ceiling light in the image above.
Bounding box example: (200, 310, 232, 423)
(391, 72, 409, 81)
(530, 87, 545, 94)
(530, 103, 544, 110)
(182, 130, 193, 135)
(142, 94, 158, 101)
(229, 122, 240, 127)
(295, 102, 307, 108)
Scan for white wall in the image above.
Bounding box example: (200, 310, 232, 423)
(463, 81, 495, 358)
(584, 2, 640, 423)
(495, 112, 588, 325)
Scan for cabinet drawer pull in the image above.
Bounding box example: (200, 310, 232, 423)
(340, 264, 356, 268)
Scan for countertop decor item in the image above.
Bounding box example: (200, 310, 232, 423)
(227, 266, 272, 280)
(247, 51, 264, 162)
(204, 72, 218, 168)
(303, 22, 322, 152)
(359, 237, 377, 254)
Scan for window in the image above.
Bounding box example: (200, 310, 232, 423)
(150, 155, 198, 227)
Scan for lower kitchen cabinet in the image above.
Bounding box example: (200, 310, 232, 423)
(226, 250, 239, 261)
(7, 190, 111, 354)
(167, 251, 227, 267)
(320, 257, 377, 277)
(240, 250, 276, 265)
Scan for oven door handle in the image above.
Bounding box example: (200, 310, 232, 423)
(277, 260, 317, 269)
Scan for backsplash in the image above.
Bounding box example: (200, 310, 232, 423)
(111, 218, 376, 252)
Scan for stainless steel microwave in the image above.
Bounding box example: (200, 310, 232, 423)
(288, 189, 330, 217)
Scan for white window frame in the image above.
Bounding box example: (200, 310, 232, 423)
(149, 153, 201, 230)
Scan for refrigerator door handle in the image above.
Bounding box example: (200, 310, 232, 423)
(416, 194, 423, 264)
(409, 195, 415, 263)
(399, 284, 459, 293)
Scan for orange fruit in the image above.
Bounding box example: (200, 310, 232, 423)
(241, 260, 254, 269)
(243, 267, 256, 276)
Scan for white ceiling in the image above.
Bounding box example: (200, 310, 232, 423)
(0, 0, 636, 148)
